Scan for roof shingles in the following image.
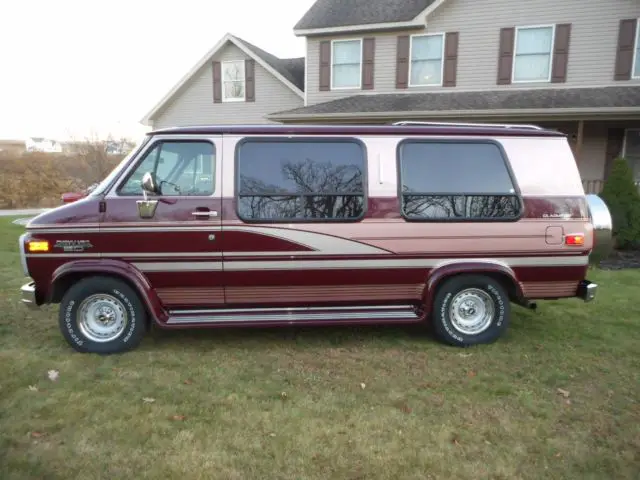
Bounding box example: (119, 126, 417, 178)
(271, 86, 640, 118)
(294, 0, 436, 30)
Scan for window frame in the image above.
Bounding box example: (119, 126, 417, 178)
(234, 136, 369, 224)
(408, 32, 446, 87)
(511, 24, 556, 84)
(330, 38, 363, 90)
(632, 18, 640, 80)
(221, 60, 246, 103)
(114, 139, 217, 198)
(395, 138, 524, 223)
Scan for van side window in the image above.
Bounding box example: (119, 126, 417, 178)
(235, 138, 366, 221)
(398, 140, 521, 221)
(119, 141, 215, 196)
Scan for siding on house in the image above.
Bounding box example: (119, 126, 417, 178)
(153, 44, 303, 128)
(305, 0, 640, 106)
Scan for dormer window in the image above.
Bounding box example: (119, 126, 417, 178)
(331, 39, 362, 89)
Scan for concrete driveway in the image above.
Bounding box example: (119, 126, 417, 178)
(0, 208, 49, 217)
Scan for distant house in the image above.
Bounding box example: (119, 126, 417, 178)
(106, 139, 136, 155)
(26, 137, 63, 153)
(0, 139, 25, 155)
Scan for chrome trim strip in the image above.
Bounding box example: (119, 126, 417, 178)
(171, 305, 414, 315)
(18, 233, 29, 276)
(167, 309, 420, 324)
(133, 262, 223, 272)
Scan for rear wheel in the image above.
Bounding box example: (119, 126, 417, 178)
(431, 274, 510, 347)
(58, 276, 147, 354)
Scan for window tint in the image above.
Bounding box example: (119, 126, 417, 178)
(120, 141, 215, 196)
(398, 141, 521, 221)
(236, 139, 366, 221)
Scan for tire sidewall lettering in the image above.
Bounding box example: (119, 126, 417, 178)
(64, 300, 84, 347)
(112, 288, 136, 343)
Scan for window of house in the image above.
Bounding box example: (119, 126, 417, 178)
(398, 140, 521, 221)
(236, 139, 366, 221)
(119, 141, 215, 196)
(222, 60, 246, 102)
(410, 34, 444, 86)
(331, 39, 362, 89)
(513, 25, 554, 82)
(623, 129, 640, 183)
(634, 19, 640, 79)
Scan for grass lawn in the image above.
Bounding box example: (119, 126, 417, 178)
(0, 216, 638, 479)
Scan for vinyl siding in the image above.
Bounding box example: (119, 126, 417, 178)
(306, 0, 640, 106)
(153, 44, 303, 128)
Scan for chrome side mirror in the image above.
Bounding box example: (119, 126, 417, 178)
(138, 172, 159, 219)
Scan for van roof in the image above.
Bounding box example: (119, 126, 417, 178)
(150, 122, 565, 138)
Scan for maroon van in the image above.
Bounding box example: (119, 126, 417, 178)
(19, 122, 613, 354)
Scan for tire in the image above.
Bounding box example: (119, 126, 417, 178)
(58, 276, 147, 354)
(431, 274, 510, 347)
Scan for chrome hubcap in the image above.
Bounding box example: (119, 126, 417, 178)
(449, 288, 494, 335)
(77, 294, 127, 343)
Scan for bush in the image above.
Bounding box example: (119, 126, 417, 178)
(600, 157, 640, 250)
(0, 149, 123, 209)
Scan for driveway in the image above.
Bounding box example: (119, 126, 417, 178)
(0, 208, 49, 217)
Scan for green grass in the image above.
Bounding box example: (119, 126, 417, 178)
(0, 216, 638, 479)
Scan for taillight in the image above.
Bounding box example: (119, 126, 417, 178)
(564, 233, 585, 246)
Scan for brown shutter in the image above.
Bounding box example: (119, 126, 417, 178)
(443, 32, 459, 87)
(497, 27, 515, 85)
(396, 35, 410, 89)
(319, 40, 331, 91)
(614, 19, 638, 81)
(245, 59, 255, 102)
(551, 24, 572, 83)
(604, 128, 625, 179)
(362, 38, 375, 90)
(212, 61, 222, 103)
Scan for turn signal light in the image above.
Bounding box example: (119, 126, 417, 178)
(27, 240, 50, 252)
(564, 234, 585, 246)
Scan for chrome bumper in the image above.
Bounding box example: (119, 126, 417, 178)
(577, 280, 598, 302)
(21, 282, 39, 309)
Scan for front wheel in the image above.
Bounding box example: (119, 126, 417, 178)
(58, 276, 147, 354)
(431, 274, 510, 347)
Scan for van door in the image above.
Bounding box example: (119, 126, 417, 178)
(101, 135, 224, 310)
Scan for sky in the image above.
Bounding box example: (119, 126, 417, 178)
(0, 0, 315, 142)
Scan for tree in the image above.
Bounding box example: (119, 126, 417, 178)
(600, 157, 640, 250)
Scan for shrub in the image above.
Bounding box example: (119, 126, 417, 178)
(600, 157, 640, 250)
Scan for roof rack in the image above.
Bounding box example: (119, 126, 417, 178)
(391, 121, 543, 130)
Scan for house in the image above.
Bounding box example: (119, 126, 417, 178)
(25, 137, 63, 153)
(0, 139, 26, 155)
(140, 0, 640, 193)
(141, 33, 305, 128)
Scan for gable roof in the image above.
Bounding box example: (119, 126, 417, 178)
(294, 0, 448, 35)
(141, 33, 305, 126)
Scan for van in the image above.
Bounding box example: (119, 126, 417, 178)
(19, 122, 613, 354)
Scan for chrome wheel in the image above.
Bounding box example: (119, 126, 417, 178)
(449, 288, 495, 336)
(77, 294, 128, 343)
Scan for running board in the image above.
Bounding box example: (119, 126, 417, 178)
(166, 305, 421, 325)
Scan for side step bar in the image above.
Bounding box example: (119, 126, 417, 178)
(166, 305, 421, 325)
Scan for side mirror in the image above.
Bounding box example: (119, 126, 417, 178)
(141, 172, 159, 196)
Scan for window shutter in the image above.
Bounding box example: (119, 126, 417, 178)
(614, 19, 638, 81)
(396, 35, 410, 89)
(245, 59, 255, 102)
(362, 38, 375, 90)
(212, 61, 222, 103)
(551, 24, 572, 83)
(497, 27, 515, 85)
(319, 41, 331, 91)
(443, 32, 459, 87)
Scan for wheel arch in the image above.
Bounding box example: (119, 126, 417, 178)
(424, 261, 523, 310)
(49, 260, 168, 325)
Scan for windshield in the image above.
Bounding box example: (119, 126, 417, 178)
(89, 135, 152, 196)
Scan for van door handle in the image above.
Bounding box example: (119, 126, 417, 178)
(191, 210, 218, 218)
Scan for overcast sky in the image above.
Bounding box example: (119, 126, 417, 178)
(0, 0, 314, 141)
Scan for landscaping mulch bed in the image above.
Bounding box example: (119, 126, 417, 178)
(599, 249, 640, 270)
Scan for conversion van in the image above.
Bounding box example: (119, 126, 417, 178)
(19, 122, 613, 354)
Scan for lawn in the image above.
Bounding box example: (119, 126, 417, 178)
(0, 216, 638, 479)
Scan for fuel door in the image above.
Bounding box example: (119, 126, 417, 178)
(545, 226, 564, 245)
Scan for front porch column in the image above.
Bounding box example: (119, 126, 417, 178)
(574, 119, 584, 164)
